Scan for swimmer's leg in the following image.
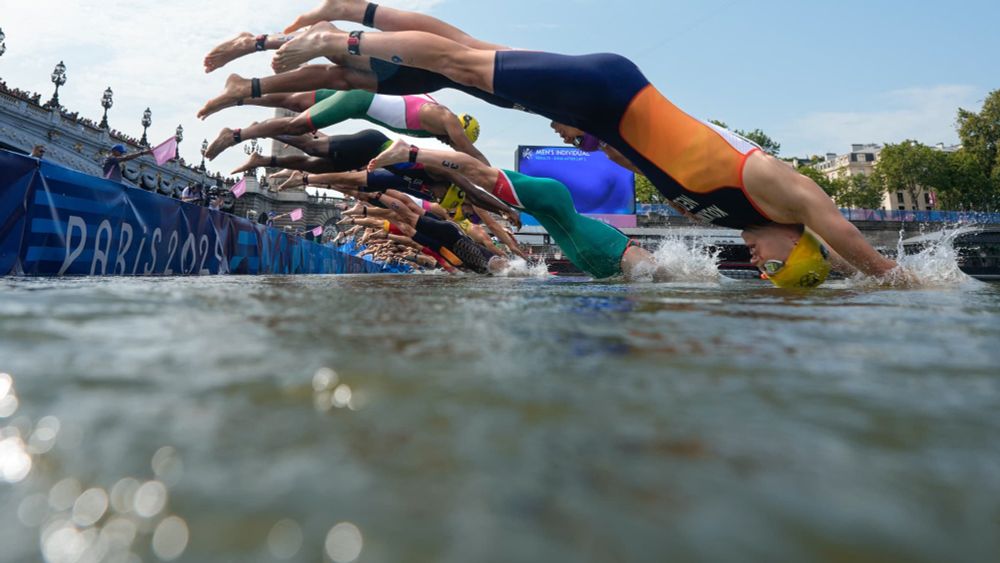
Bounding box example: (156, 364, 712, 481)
(285, 0, 507, 49)
(198, 84, 318, 120)
(204, 114, 314, 160)
(304, 89, 377, 130)
(274, 24, 495, 92)
(273, 134, 330, 158)
(369, 139, 496, 187)
(204, 32, 296, 73)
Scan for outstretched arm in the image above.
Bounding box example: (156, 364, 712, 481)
(474, 206, 527, 259)
(797, 188, 897, 277)
(119, 148, 153, 163)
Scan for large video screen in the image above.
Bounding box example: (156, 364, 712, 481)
(515, 146, 635, 216)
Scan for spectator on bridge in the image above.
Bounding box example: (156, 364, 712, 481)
(103, 144, 151, 183)
(181, 184, 204, 205)
(208, 193, 223, 211)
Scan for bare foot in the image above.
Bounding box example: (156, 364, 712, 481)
(344, 203, 366, 215)
(277, 172, 306, 192)
(269, 168, 294, 181)
(283, 0, 366, 34)
(367, 138, 412, 172)
(231, 153, 269, 175)
(204, 32, 258, 73)
(198, 74, 252, 120)
(272, 22, 343, 74)
(205, 128, 238, 160)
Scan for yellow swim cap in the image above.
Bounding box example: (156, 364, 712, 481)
(764, 232, 831, 288)
(459, 113, 480, 143)
(439, 184, 466, 212)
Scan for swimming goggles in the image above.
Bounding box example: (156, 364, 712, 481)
(761, 260, 785, 276)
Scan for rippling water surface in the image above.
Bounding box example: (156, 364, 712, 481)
(1, 274, 999, 562)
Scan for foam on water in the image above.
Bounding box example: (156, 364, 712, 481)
(849, 225, 977, 289)
(639, 236, 721, 283)
(494, 256, 551, 278)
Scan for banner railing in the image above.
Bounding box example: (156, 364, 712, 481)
(0, 150, 405, 276)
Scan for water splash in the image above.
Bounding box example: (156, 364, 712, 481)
(633, 237, 721, 283)
(494, 256, 551, 278)
(850, 225, 975, 288)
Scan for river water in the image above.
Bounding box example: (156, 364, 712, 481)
(1, 261, 999, 562)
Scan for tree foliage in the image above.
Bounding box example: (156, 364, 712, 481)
(871, 140, 948, 208)
(954, 89, 1000, 209)
(634, 174, 665, 204)
(838, 174, 885, 210)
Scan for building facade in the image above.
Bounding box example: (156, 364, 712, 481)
(811, 143, 961, 211)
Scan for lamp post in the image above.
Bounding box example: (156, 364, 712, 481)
(49, 61, 67, 108)
(175, 124, 184, 160)
(99, 87, 113, 129)
(140, 107, 152, 147)
(243, 138, 261, 177)
(200, 139, 208, 170)
(0, 28, 7, 57)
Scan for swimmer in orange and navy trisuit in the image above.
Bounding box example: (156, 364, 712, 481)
(271, 0, 912, 288)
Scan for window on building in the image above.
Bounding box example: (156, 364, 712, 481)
(898, 206, 906, 210)
(896, 192, 905, 204)
(924, 193, 931, 204)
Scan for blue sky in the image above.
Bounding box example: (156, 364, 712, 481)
(1, 0, 996, 176)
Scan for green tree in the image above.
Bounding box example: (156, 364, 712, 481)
(634, 174, 665, 204)
(797, 165, 844, 200)
(871, 140, 948, 209)
(939, 150, 995, 210)
(739, 128, 781, 156)
(956, 89, 1000, 209)
(838, 174, 885, 209)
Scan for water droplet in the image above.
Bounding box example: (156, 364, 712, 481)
(0, 372, 11, 398)
(18, 493, 49, 527)
(0, 393, 19, 418)
(28, 415, 61, 454)
(267, 518, 303, 560)
(100, 517, 138, 551)
(332, 385, 352, 409)
(133, 480, 168, 518)
(72, 487, 109, 528)
(49, 478, 82, 511)
(324, 521, 363, 563)
(109, 478, 140, 514)
(151, 446, 184, 486)
(0, 435, 32, 482)
(313, 367, 339, 391)
(151, 515, 189, 561)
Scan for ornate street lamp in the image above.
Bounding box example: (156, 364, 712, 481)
(175, 124, 184, 159)
(0, 28, 7, 57)
(200, 139, 208, 170)
(99, 87, 113, 129)
(243, 138, 261, 177)
(140, 107, 152, 146)
(49, 61, 67, 108)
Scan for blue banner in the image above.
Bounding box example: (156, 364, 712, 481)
(0, 150, 404, 276)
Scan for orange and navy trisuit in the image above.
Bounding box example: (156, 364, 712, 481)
(492, 52, 771, 229)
